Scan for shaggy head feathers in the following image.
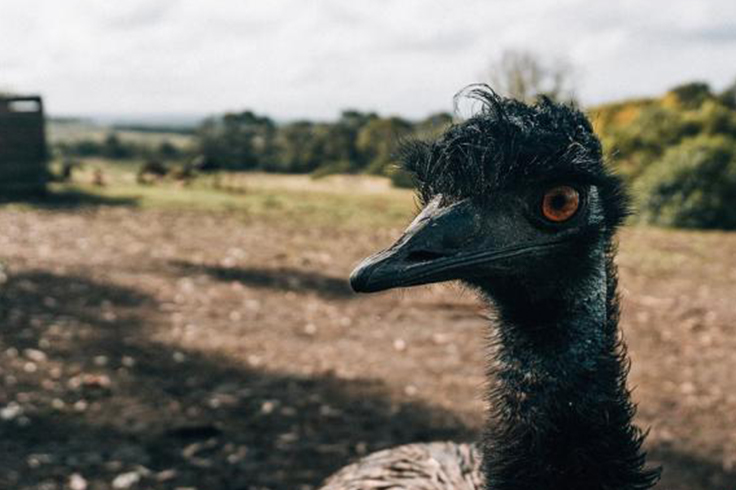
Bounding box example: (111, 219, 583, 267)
(400, 86, 630, 230)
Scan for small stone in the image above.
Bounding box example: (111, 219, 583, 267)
(112, 471, 140, 489)
(82, 374, 112, 390)
(261, 400, 277, 414)
(0, 402, 22, 420)
(27, 453, 53, 467)
(393, 339, 407, 352)
(155, 469, 177, 481)
(24, 348, 47, 363)
(69, 473, 88, 490)
(680, 382, 696, 395)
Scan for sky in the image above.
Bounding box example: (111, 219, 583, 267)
(1, 0, 735, 121)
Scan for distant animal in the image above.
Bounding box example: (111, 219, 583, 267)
(321, 87, 660, 490)
(170, 157, 202, 184)
(136, 160, 169, 184)
(92, 168, 106, 187)
(57, 159, 81, 182)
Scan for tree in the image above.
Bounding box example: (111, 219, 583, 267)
(101, 133, 134, 159)
(272, 121, 323, 173)
(317, 110, 377, 173)
(414, 112, 453, 138)
(195, 111, 276, 170)
(157, 140, 182, 161)
(667, 82, 713, 109)
(356, 116, 413, 175)
(719, 78, 736, 109)
(635, 136, 736, 230)
(485, 49, 576, 103)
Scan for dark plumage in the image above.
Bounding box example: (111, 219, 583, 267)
(401, 87, 628, 227)
(321, 87, 660, 490)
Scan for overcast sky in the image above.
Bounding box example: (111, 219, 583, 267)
(1, 0, 735, 120)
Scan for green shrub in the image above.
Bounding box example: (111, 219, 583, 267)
(668, 82, 713, 109)
(634, 136, 736, 229)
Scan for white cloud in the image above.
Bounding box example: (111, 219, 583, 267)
(0, 0, 734, 119)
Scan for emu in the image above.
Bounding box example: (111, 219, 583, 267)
(321, 88, 660, 490)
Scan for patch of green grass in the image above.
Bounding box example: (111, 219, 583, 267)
(32, 178, 416, 230)
(619, 226, 736, 282)
(9, 161, 734, 274)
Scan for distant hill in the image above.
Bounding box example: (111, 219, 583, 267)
(50, 113, 205, 131)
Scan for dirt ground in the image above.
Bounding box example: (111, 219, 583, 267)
(0, 201, 735, 490)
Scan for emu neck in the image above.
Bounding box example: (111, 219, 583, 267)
(478, 250, 657, 490)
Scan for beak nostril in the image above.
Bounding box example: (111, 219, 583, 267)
(406, 250, 449, 263)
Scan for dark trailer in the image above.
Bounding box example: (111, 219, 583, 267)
(0, 95, 48, 195)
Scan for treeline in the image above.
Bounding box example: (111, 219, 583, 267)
(194, 110, 452, 178)
(55, 78, 736, 230)
(55, 110, 453, 185)
(594, 80, 736, 229)
(57, 133, 186, 162)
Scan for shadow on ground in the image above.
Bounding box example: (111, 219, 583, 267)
(0, 188, 138, 209)
(0, 270, 732, 490)
(0, 270, 467, 490)
(171, 260, 355, 299)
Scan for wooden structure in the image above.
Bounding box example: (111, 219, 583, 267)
(0, 95, 48, 194)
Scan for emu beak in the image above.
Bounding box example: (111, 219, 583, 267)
(350, 197, 480, 293)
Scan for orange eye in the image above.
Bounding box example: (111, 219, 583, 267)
(541, 186, 580, 222)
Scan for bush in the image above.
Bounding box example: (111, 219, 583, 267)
(634, 136, 736, 229)
(667, 82, 713, 109)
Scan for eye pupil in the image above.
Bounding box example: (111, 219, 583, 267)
(550, 194, 567, 209)
(542, 186, 580, 222)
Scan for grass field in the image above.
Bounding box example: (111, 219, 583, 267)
(1, 168, 735, 490)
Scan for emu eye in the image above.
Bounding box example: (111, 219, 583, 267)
(541, 186, 580, 222)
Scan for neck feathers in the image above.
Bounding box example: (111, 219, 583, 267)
(480, 245, 660, 490)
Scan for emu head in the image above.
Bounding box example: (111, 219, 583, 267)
(350, 88, 629, 298)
